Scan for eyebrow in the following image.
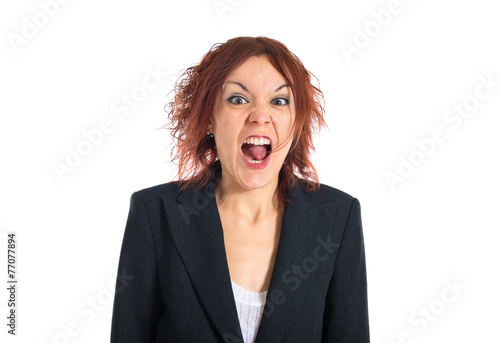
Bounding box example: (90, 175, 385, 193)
(224, 80, 290, 93)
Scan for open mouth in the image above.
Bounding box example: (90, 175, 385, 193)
(241, 136, 272, 164)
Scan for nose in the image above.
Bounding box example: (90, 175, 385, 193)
(248, 103, 272, 125)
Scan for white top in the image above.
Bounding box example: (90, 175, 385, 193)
(231, 280, 268, 343)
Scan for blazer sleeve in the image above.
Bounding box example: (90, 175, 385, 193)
(110, 192, 163, 342)
(322, 197, 370, 342)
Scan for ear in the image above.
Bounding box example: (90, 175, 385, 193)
(207, 116, 214, 132)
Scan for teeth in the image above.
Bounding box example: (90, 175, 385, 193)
(243, 137, 271, 145)
(247, 158, 265, 164)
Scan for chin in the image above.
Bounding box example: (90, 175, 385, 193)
(237, 172, 271, 190)
(239, 163, 283, 190)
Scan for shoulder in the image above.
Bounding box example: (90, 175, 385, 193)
(129, 181, 184, 204)
(293, 179, 357, 208)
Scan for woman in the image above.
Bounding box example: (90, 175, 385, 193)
(110, 36, 370, 342)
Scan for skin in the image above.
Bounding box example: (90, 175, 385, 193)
(206, 55, 296, 292)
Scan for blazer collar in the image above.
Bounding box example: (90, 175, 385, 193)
(169, 165, 329, 342)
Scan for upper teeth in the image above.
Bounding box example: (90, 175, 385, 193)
(244, 137, 271, 145)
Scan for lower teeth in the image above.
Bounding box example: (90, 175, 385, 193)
(248, 158, 264, 164)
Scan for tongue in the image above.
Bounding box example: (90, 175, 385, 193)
(242, 144, 267, 161)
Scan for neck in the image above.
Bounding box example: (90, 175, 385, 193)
(215, 172, 281, 223)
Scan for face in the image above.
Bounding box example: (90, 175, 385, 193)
(208, 55, 296, 191)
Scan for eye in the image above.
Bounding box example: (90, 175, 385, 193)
(228, 96, 248, 105)
(271, 97, 289, 106)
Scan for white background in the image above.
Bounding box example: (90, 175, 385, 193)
(1, 0, 499, 342)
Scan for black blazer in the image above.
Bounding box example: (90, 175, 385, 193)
(110, 168, 369, 342)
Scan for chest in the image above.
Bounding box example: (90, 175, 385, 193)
(218, 210, 283, 293)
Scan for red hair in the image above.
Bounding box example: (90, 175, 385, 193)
(164, 36, 327, 206)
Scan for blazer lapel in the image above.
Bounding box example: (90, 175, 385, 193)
(169, 168, 245, 341)
(254, 184, 318, 343)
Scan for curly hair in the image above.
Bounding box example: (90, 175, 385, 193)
(164, 36, 327, 206)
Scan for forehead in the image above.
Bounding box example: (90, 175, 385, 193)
(224, 55, 287, 85)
